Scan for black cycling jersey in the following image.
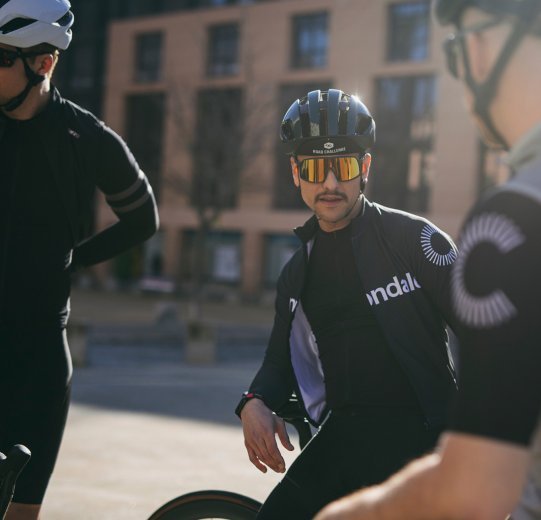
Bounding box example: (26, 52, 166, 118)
(451, 184, 541, 446)
(0, 113, 72, 325)
(0, 87, 158, 327)
(301, 224, 418, 409)
(244, 198, 458, 430)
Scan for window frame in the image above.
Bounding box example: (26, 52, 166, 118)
(133, 31, 163, 84)
(206, 22, 240, 77)
(386, 1, 430, 63)
(291, 11, 329, 70)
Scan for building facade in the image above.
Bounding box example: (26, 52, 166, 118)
(94, 0, 508, 299)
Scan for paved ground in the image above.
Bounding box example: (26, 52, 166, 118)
(38, 289, 295, 519)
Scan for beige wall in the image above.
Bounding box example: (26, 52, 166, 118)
(101, 0, 485, 297)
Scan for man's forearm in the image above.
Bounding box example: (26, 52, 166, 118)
(316, 432, 529, 520)
(315, 454, 443, 520)
(71, 202, 158, 270)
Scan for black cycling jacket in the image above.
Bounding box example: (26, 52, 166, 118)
(0, 87, 158, 325)
(245, 198, 458, 431)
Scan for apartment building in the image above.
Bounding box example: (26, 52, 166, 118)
(96, 0, 509, 299)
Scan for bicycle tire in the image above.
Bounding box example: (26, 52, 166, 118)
(147, 489, 261, 520)
(0, 445, 31, 519)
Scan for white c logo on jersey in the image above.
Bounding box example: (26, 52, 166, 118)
(452, 213, 525, 329)
(420, 224, 458, 266)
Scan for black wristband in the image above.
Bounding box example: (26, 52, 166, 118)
(235, 391, 265, 419)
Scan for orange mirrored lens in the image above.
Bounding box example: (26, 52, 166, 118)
(299, 157, 360, 183)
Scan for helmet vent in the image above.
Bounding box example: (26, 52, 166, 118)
(300, 111, 311, 137)
(0, 17, 36, 34)
(319, 109, 328, 136)
(56, 11, 72, 27)
(355, 113, 372, 134)
(338, 108, 348, 135)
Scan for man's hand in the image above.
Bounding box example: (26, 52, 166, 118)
(240, 398, 294, 473)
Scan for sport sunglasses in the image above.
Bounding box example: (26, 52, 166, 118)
(443, 17, 503, 78)
(295, 155, 365, 184)
(0, 48, 43, 68)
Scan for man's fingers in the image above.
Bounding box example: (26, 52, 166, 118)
(276, 419, 295, 451)
(261, 436, 286, 473)
(246, 446, 268, 473)
(245, 435, 280, 472)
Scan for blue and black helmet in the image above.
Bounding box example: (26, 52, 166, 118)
(280, 89, 375, 156)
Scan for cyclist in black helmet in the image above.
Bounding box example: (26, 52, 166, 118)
(235, 89, 459, 519)
(316, 1, 541, 519)
(0, 0, 158, 518)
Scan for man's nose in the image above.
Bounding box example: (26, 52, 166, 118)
(322, 168, 339, 188)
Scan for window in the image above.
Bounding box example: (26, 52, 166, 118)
(192, 88, 243, 210)
(125, 93, 165, 202)
(207, 23, 239, 77)
(264, 234, 300, 285)
(274, 82, 332, 210)
(180, 230, 242, 284)
(371, 75, 436, 213)
(291, 12, 328, 69)
(134, 32, 163, 83)
(387, 2, 430, 62)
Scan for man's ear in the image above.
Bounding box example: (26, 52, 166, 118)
(34, 54, 55, 76)
(290, 156, 300, 188)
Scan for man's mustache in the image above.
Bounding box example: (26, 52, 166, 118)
(316, 191, 346, 201)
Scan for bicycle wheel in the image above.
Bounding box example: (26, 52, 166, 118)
(147, 489, 261, 520)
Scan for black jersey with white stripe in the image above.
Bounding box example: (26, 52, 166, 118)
(0, 88, 158, 327)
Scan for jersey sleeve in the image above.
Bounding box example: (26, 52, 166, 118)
(94, 123, 156, 217)
(450, 190, 541, 446)
(406, 217, 459, 328)
(70, 123, 159, 269)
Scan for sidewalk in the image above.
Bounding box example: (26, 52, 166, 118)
(38, 289, 288, 519)
(42, 361, 299, 520)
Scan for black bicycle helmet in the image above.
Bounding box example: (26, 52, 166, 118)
(435, 0, 541, 26)
(280, 89, 375, 156)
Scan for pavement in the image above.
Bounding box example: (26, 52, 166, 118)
(37, 289, 298, 519)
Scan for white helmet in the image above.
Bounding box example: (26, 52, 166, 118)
(0, 0, 74, 50)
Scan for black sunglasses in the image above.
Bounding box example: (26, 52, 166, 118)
(0, 48, 44, 68)
(443, 17, 503, 78)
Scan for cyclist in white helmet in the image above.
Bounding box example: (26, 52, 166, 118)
(0, 1, 158, 518)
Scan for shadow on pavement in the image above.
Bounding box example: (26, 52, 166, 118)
(71, 343, 264, 427)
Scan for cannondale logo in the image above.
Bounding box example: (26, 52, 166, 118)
(452, 213, 525, 329)
(420, 224, 457, 266)
(324, 142, 334, 149)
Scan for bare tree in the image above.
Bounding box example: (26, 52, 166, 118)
(166, 84, 274, 331)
